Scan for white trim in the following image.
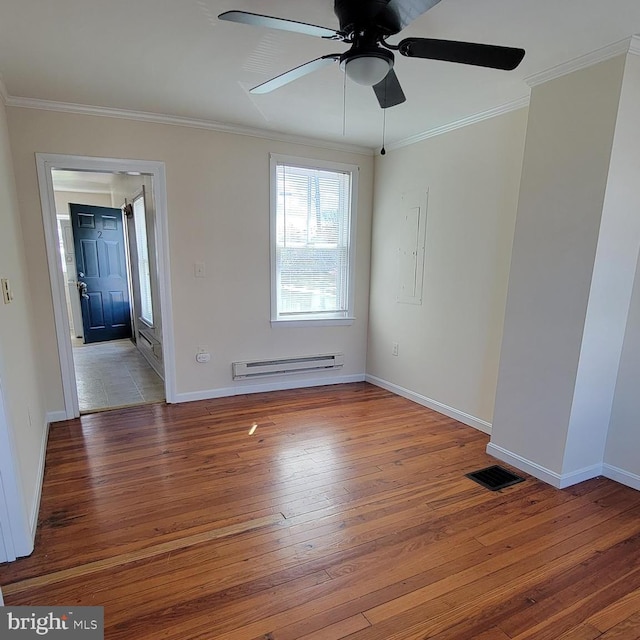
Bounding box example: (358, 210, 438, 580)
(0, 373, 31, 560)
(387, 96, 530, 151)
(29, 420, 50, 539)
(486, 443, 604, 489)
(525, 36, 637, 88)
(486, 443, 563, 488)
(36, 153, 177, 419)
(603, 463, 640, 491)
(630, 35, 640, 57)
(269, 154, 359, 325)
(6, 96, 372, 157)
(0, 469, 13, 563)
(46, 410, 68, 425)
(174, 373, 365, 404)
(559, 463, 605, 488)
(271, 317, 355, 328)
(0, 388, 16, 563)
(365, 374, 492, 435)
(36, 159, 78, 418)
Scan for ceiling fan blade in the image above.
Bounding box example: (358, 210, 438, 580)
(218, 11, 340, 39)
(399, 37, 525, 70)
(373, 69, 406, 108)
(373, 0, 443, 35)
(251, 55, 341, 94)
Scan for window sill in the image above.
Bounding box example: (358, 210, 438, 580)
(271, 317, 355, 328)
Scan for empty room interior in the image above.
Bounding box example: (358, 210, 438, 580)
(1, 1, 640, 638)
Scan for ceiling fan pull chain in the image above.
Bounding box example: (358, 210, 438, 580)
(381, 88, 387, 155)
(342, 71, 348, 137)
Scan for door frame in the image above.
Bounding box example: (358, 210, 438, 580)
(36, 153, 177, 418)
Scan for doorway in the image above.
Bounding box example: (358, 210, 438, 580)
(37, 155, 176, 419)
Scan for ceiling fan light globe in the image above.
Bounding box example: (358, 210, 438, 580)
(342, 54, 392, 86)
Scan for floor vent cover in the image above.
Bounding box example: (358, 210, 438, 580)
(466, 465, 525, 491)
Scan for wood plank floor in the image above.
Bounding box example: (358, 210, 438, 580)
(2, 382, 640, 639)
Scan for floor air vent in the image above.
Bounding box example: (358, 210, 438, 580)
(466, 465, 525, 491)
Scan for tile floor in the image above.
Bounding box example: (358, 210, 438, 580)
(72, 338, 165, 412)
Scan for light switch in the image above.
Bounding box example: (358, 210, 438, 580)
(1, 278, 13, 304)
(194, 262, 206, 278)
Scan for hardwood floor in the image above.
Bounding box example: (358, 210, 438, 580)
(2, 382, 640, 639)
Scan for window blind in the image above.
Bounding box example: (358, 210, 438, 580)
(275, 163, 352, 318)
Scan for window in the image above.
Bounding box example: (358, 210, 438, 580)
(133, 194, 153, 326)
(270, 155, 358, 325)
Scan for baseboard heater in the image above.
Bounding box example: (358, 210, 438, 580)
(232, 353, 344, 380)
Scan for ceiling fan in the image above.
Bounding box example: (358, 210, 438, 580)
(219, 0, 525, 109)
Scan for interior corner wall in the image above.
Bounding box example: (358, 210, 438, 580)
(0, 97, 48, 555)
(563, 52, 640, 478)
(605, 248, 640, 486)
(603, 55, 640, 487)
(490, 55, 626, 481)
(366, 107, 528, 429)
(5, 107, 373, 407)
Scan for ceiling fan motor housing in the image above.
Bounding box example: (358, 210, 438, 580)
(334, 0, 402, 36)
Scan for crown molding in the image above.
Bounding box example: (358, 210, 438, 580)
(386, 95, 530, 152)
(526, 36, 639, 88)
(4, 96, 373, 157)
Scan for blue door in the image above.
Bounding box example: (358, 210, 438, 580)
(70, 204, 132, 344)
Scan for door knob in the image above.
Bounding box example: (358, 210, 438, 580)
(77, 281, 89, 300)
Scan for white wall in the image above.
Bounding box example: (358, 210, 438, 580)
(563, 53, 640, 477)
(490, 56, 627, 482)
(366, 108, 528, 428)
(605, 251, 640, 485)
(0, 97, 48, 556)
(6, 108, 374, 408)
(54, 189, 112, 215)
(604, 55, 640, 485)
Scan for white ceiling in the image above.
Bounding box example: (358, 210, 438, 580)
(1, 0, 640, 151)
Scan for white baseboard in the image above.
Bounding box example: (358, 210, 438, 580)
(603, 463, 640, 491)
(174, 373, 366, 404)
(46, 410, 67, 424)
(486, 443, 604, 489)
(486, 443, 563, 487)
(365, 374, 492, 435)
(29, 418, 51, 543)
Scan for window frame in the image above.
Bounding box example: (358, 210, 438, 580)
(132, 191, 154, 328)
(269, 153, 359, 327)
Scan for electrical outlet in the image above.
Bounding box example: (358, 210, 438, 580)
(392, 342, 399, 356)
